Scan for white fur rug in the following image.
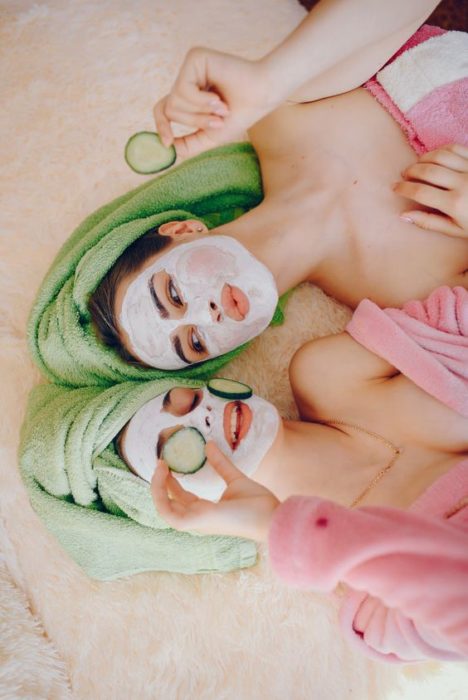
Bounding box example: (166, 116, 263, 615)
(1, 1, 467, 697)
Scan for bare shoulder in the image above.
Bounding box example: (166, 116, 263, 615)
(289, 331, 397, 420)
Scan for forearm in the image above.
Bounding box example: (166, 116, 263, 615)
(269, 496, 468, 656)
(260, 0, 439, 103)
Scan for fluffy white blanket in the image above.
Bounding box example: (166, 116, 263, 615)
(1, 1, 467, 697)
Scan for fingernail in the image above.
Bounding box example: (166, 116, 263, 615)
(213, 106, 229, 117)
(209, 99, 221, 108)
(400, 215, 413, 223)
(208, 120, 223, 129)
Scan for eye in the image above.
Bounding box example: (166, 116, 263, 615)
(190, 328, 205, 354)
(168, 277, 183, 307)
(190, 391, 202, 411)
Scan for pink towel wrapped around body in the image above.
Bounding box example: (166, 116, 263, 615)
(269, 286, 468, 662)
(364, 25, 468, 153)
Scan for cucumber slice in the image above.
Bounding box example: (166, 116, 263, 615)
(124, 131, 176, 174)
(207, 378, 253, 401)
(162, 427, 206, 475)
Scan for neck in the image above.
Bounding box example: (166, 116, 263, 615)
(210, 196, 332, 296)
(254, 418, 400, 506)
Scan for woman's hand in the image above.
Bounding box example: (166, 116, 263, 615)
(394, 144, 468, 238)
(151, 441, 280, 541)
(153, 48, 279, 161)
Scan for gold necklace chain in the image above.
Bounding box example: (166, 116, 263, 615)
(318, 419, 402, 508)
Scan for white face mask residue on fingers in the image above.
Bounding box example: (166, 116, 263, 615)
(119, 236, 279, 369)
(122, 387, 280, 501)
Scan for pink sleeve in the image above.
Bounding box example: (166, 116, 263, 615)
(268, 496, 468, 659)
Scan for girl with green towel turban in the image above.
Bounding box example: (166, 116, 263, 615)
(19, 376, 259, 580)
(28, 143, 284, 387)
(28, 109, 468, 385)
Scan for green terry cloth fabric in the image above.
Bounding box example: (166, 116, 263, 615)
(19, 378, 257, 580)
(28, 142, 288, 388)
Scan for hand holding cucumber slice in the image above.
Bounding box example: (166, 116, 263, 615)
(125, 131, 176, 174)
(207, 378, 253, 400)
(162, 427, 206, 474)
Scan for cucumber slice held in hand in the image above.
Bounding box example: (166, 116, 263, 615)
(162, 427, 207, 475)
(124, 131, 176, 174)
(207, 378, 253, 401)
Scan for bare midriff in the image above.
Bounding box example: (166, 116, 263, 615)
(250, 87, 468, 308)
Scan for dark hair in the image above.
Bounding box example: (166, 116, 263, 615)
(88, 226, 172, 363)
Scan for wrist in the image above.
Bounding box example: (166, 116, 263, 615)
(257, 52, 305, 107)
(255, 497, 281, 543)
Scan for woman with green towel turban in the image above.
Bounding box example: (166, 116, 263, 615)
(28, 10, 468, 383)
(19, 376, 259, 580)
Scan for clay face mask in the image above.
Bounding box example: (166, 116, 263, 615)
(119, 236, 278, 369)
(121, 387, 280, 501)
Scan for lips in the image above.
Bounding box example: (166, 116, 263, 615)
(221, 283, 250, 321)
(223, 401, 252, 451)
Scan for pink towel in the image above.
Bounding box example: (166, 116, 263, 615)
(364, 26, 468, 154)
(269, 460, 468, 663)
(346, 286, 468, 417)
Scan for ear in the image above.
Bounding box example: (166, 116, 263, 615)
(158, 219, 208, 239)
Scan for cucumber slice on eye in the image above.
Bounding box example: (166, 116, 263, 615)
(124, 131, 176, 174)
(162, 427, 207, 474)
(207, 378, 253, 401)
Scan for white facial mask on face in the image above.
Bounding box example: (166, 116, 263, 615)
(122, 387, 280, 501)
(119, 236, 279, 369)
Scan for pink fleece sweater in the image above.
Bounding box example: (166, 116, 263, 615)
(269, 287, 468, 663)
(269, 461, 468, 663)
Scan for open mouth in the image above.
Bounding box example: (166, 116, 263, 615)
(221, 283, 250, 321)
(223, 401, 252, 451)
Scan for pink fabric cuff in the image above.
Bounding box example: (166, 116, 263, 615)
(346, 287, 468, 417)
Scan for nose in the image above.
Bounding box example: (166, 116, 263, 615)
(209, 301, 223, 323)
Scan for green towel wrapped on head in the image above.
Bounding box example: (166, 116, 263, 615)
(19, 378, 257, 580)
(28, 142, 287, 387)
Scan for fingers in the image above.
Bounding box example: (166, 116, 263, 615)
(154, 95, 225, 148)
(173, 129, 225, 161)
(401, 162, 459, 190)
(418, 144, 468, 173)
(153, 90, 229, 149)
(393, 180, 450, 212)
(400, 210, 465, 238)
(173, 84, 229, 117)
(205, 441, 245, 484)
(153, 96, 175, 148)
(166, 470, 198, 506)
(151, 461, 186, 523)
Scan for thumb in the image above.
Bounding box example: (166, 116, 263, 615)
(173, 129, 225, 161)
(205, 441, 246, 484)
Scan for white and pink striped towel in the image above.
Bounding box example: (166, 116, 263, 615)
(364, 25, 468, 154)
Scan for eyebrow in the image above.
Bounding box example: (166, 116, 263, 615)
(172, 335, 191, 365)
(156, 433, 164, 459)
(148, 278, 169, 319)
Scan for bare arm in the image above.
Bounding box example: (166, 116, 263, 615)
(154, 0, 439, 158)
(289, 331, 397, 419)
(266, 0, 440, 103)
